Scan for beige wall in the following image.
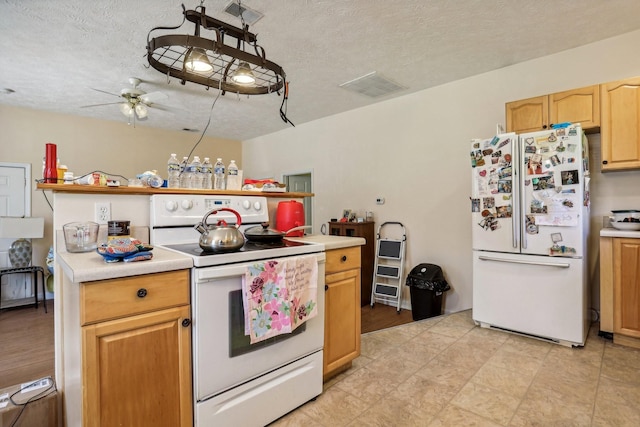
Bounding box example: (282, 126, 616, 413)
(0, 105, 241, 268)
(242, 29, 640, 315)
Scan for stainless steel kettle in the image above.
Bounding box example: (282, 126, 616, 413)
(194, 208, 245, 252)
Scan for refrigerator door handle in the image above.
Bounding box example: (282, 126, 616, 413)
(478, 255, 570, 268)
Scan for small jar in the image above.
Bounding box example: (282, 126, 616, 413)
(63, 171, 74, 184)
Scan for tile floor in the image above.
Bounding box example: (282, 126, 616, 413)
(272, 310, 640, 426)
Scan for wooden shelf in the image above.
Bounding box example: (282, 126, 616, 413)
(36, 183, 313, 198)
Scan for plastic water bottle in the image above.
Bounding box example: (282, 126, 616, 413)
(213, 158, 225, 190)
(201, 157, 212, 189)
(227, 160, 239, 190)
(167, 153, 180, 188)
(179, 156, 190, 188)
(189, 156, 202, 189)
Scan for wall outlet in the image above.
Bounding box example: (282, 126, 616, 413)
(376, 197, 385, 205)
(95, 202, 111, 224)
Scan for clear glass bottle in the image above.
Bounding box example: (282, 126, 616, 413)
(201, 157, 212, 189)
(213, 158, 225, 190)
(167, 153, 180, 188)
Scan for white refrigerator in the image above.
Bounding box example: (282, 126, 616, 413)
(470, 124, 590, 347)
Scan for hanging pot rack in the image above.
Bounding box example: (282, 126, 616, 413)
(146, 5, 286, 96)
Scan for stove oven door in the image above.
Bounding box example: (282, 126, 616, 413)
(193, 252, 326, 402)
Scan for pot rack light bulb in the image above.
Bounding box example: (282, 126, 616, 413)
(231, 61, 256, 85)
(184, 47, 214, 73)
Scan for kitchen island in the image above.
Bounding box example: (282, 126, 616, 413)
(57, 243, 194, 426)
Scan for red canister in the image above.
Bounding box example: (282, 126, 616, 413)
(44, 143, 57, 183)
(276, 200, 305, 236)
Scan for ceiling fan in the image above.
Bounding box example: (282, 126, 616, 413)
(81, 77, 169, 125)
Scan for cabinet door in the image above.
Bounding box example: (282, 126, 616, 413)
(613, 238, 640, 338)
(83, 305, 192, 427)
(324, 269, 361, 376)
(549, 85, 600, 131)
(601, 77, 640, 171)
(506, 96, 548, 133)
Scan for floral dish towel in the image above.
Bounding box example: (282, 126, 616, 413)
(242, 255, 318, 344)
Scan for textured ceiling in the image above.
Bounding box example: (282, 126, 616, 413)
(2, 0, 640, 141)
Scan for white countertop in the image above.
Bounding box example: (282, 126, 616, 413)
(286, 234, 365, 250)
(600, 227, 640, 238)
(57, 246, 193, 283)
(57, 234, 363, 283)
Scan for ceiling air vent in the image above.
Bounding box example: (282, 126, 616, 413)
(339, 72, 406, 98)
(223, 2, 263, 25)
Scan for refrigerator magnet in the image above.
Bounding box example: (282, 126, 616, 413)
(496, 205, 512, 218)
(548, 133, 557, 142)
(561, 170, 578, 185)
(497, 138, 510, 149)
(471, 198, 480, 212)
(526, 215, 539, 234)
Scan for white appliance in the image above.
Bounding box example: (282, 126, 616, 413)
(150, 194, 326, 426)
(470, 124, 590, 347)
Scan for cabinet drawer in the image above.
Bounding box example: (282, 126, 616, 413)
(81, 270, 190, 325)
(325, 246, 361, 274)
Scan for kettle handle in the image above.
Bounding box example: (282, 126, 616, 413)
(201, 207, 243, 228)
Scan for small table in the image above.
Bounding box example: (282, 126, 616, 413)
(0, 266, 47, 312)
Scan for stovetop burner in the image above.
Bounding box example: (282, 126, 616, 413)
(164, 239, 308, 257)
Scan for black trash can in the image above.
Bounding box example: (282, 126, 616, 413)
(405, 263, 450, 321)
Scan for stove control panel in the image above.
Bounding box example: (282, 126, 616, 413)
(150, 194, 269, 227)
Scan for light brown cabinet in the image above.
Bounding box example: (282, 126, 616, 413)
(328, 221, 375, 306)
(613, 238, 640, 344)
(323, 246, 361, 381)
(600, 236, 640, 349)
(600, 77, 640, 171)
(506, 85, 600, 134)
(80, 270, 192, 426)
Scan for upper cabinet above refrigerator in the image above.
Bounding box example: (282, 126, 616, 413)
(601, 76, 640, 171)
(505, 85, 600, 134)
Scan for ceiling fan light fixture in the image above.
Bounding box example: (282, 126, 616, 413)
(120, 102, 134, 117)
(231, 61, 256, 85)
(134, 103, 148, 119)
(184, 47, 213, 73)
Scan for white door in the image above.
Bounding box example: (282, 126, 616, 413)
(0, 163, 34, 307)
(0, 163, 27, 217)
(284, 172, 312, 229)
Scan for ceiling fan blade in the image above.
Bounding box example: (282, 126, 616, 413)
(90, 88, 122, 98)
(80, 101, 123, 108)
(139, 91, 168, 104)
(148, 103, 178, 113)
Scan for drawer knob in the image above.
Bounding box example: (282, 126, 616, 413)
(182, 318, 191, 327)
(341, 255, 347, 262)
(602, 160, 608, 165)
(325, 284, 329, 291)
(137, 288, 148, 298)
